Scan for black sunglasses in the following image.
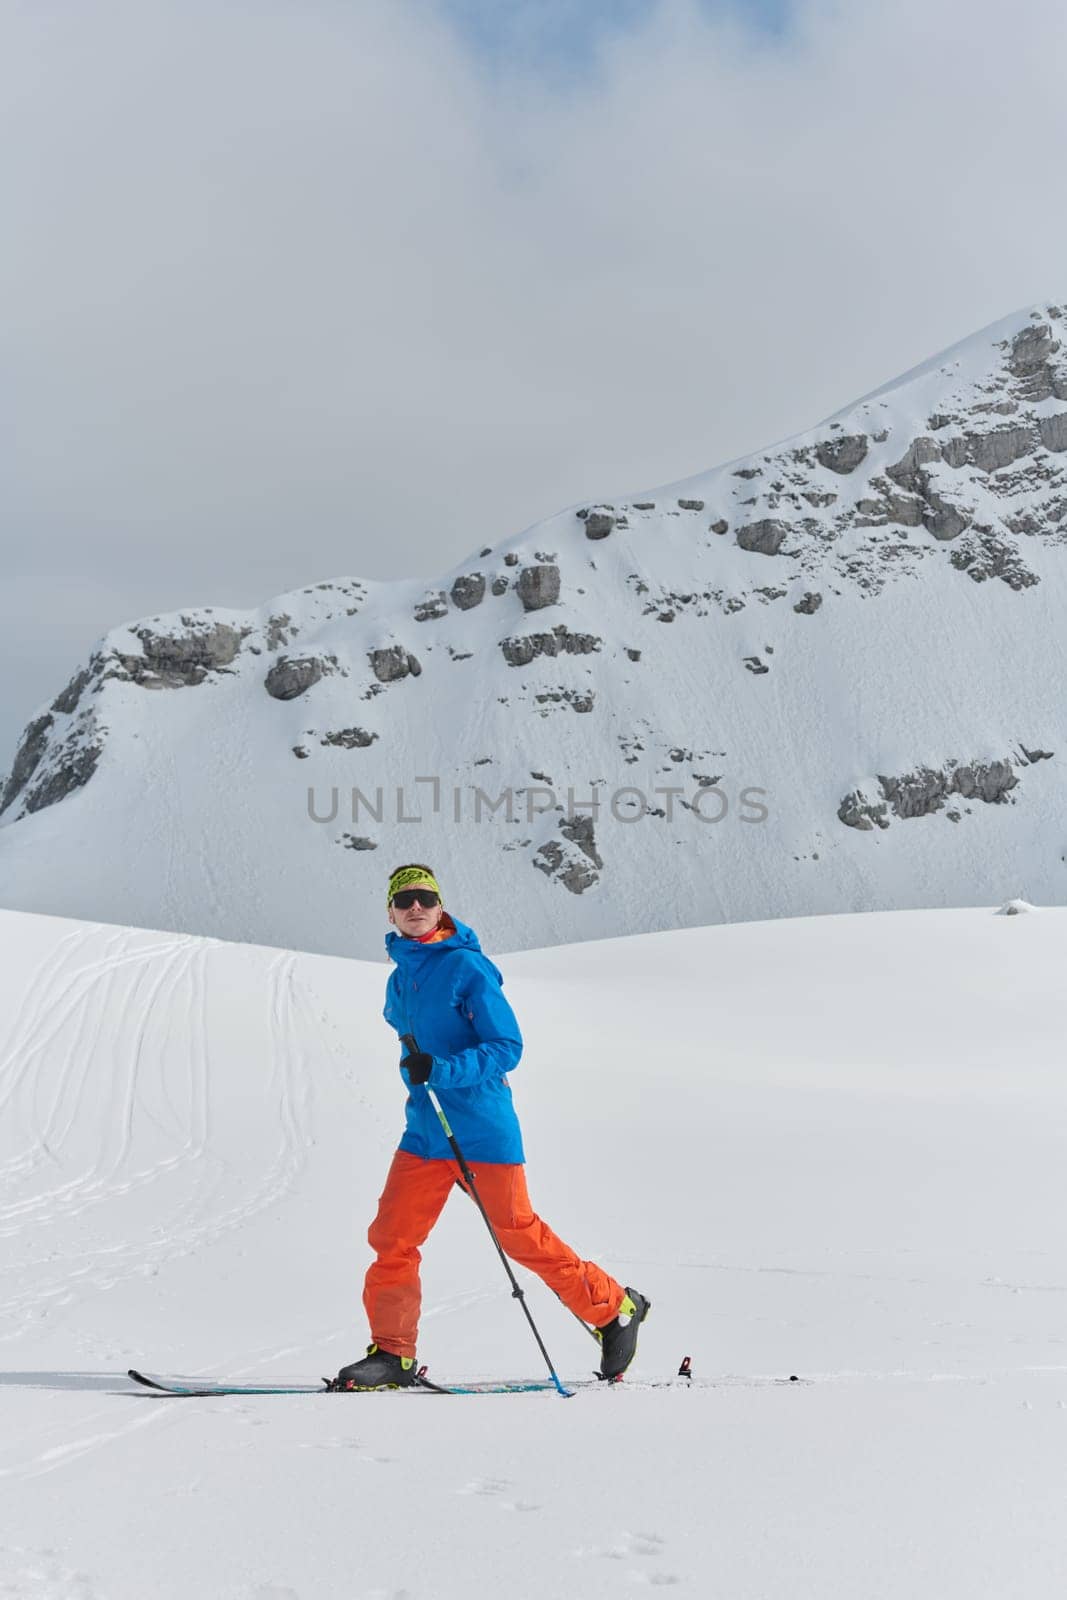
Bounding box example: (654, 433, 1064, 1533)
(391, 888, 440, 910)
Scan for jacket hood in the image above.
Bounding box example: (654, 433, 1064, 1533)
(385, 916, 484, 964)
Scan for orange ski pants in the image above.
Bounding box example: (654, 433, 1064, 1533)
(363, 1150, 625, 1359)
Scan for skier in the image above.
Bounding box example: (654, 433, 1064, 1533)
(335, 863, 650, 1389)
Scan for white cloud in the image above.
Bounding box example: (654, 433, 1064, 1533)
(2, 0, 1066, 762)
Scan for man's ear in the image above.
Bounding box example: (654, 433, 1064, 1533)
(387, 906, 396, 926)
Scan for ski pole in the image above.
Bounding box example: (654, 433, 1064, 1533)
(400, 1033, 573, 1398)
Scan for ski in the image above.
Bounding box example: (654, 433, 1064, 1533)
(129, 1370, 325, 1397)
(128, 1359, 807, 1398)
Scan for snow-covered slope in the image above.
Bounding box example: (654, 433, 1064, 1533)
(2, 902, 1067, 1599)
(2, 302, 1066, 958)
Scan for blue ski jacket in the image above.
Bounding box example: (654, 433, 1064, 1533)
(383, 917, 525, 1164)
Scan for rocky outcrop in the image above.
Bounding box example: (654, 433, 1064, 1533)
(533, 687, 595, 713)
(886, 437, 943, 494)
(413, 592, 448, 622)
(941, 424, 1037, 474)
(21, 738, 102, 815)
(949, 534, 1040, 590)
(517, 564, 561, 612)
(881, 759, 1017, 816)
(1, 708, 103, 820)
(369, 646, 422, 683)
(580, 508, 616, 540)
(265, 656, 333, 700)
(736, 519, 789, 556)
(321, 727, 378, 749)
(51, 668, 91, 716)
(450, 573, 486, 610)
(840, 755, 1023, 829)
(0, 714, 54, 815)
(816, 434, 868, 474)
(838, 789, 889, 831)
(793, 592, 822, 614)
(266, 614, 296, 652)
(532, 813, 602, 894)
(500, 625, 602, 668)
(922, 492, 970, 541)
(1038, 412, 1067, 452)
(118, 621, 247, 689)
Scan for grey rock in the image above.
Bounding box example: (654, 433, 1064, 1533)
(265, 656, 329, 700)
(560, 813, 603, 867)
(886, 436, 942, 493)
(710, 519, 729, 535)
(51, 668, 91, 716)
(678, 498, 705, 511)
(517, 564, 561, 612)
(949, 535, 1040, 590)
(447, 576, 486, 611)
(500, 625, 602, 668)
(0, 713, 54, 814)
(633, 501, 656, 510)
(341, 834, 378, 850)
(838, 789, 890, 830)
(816, 433, 868, 474)
(121, 621, 247, 688)
(801, 488, 838, 508)
(584, 511, 615, 540)
(736, 519, 789, 556)
(942, 425, 1038, 474)
(450, 572, 486, 611)
(532, 838, 599, 894)
(1038, 411, 1067, 452)
(952, 759, 1017, 803)
(504, 552, 520, 567)
(321, 727, 378, 749)
(368, 646, 419, 684)
(922, 496, 969, 541)
(490, 576, 509, 596)
(1009, 321, 1055, 376)
(266, 613, 295, 651)
(24, 738, 102, 815)
(793, 591, 823, 614)
(533, 688, 595, 713)
(414, 592, 448, 622)
(884, 491, 925, 527)
(865, 757, 1020, 823)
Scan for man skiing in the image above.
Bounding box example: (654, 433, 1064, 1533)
(334, 863, 649, 1390)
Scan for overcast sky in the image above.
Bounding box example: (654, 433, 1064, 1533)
(4, 0, 1066, 769)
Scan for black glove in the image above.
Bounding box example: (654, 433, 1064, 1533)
(403, 1051, 433, 1086)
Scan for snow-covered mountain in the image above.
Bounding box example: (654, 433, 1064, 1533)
(2, 301, 1065, 958)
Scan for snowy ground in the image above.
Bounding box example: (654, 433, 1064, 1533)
(2, 903, 1066, 1598)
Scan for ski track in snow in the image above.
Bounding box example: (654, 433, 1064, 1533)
(0, 937, 315, 1353)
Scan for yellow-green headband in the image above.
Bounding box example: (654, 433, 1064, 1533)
(388, 866, 442, 906)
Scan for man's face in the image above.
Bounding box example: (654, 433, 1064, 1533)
(389, 892, 443, 938)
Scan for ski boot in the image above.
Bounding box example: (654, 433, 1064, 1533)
(331, 1344, 418, 1391)
(596, 1287, 651, 1380)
